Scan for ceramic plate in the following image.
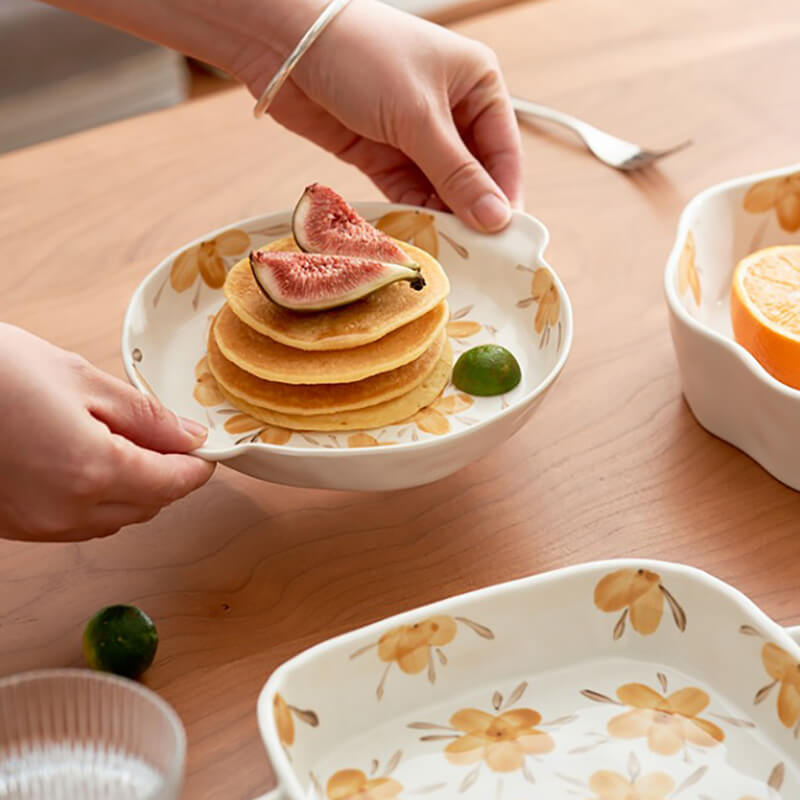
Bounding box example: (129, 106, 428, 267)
(122, 205, 572, 490)
(665, 163, 800, 491)
(256, 560, 800, 800)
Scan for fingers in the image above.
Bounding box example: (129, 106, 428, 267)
(105, 435, 215, 507)
(269, 80, 437, 206)
(453, 72, 524, 210)
(407, 118, 512, 232)
(86, 369, 207, 454)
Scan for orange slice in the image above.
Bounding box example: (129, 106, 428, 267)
(730, 245, 800, 388)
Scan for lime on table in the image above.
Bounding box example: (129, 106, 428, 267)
(452, 344, 522, 396)
(83, 604, 158, 679)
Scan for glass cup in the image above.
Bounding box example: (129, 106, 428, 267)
(0, 669, 186, 800)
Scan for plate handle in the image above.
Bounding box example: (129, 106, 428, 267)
(789, 626, 800, 645)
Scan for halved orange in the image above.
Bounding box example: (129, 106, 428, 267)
(730, 245, 800, 389)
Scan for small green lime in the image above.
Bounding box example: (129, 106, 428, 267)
(452, 344, 522, 396)
(82, 604, 158, 679)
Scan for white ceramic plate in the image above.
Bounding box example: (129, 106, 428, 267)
(255, 560, 800, 800)
(665, 163, 800, 491)
(122, 205, 572, 491)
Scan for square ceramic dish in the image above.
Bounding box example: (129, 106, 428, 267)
(665, 163, 800, 491)
(255, 560, 800, 800)
(122, 206, 572, 491)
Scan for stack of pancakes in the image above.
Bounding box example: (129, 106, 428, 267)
(206, 236, 452, 431)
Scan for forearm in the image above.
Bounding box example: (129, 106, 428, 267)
(40, 0, 327, 88)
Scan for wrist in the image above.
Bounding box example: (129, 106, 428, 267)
(232, 0, 332, 98)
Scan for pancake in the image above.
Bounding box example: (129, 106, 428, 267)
(218, 341, 453, 432)
(224, 236, 450, 351)
(213, 301, 448, 385)
(208, 318, 446, 415)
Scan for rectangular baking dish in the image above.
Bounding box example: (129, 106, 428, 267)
(256, 560, 800, 799)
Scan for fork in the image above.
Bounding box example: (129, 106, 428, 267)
(511, 96, 691, 171)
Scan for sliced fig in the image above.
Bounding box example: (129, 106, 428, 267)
(249, 249, 425, 312)
(292, 183, 418, 266)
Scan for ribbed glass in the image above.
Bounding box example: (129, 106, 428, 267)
(0, 670, 185, 800)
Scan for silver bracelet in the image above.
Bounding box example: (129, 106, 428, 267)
(253, 0, 353, 118)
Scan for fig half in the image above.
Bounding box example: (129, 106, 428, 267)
(249, 249, 425, 312)
(292, 183, 418, 267)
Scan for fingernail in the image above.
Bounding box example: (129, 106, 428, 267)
(180, 416, 208, 441)
(471, 193, 511, 232)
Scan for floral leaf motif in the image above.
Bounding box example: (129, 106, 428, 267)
(384, 750, 403, 776)
(408, 722, 455, 731)
(522, 761, 536, 784)
(768, 761, 785, 790)
(290, 706, 319, 727)
(613, 609, 627, 641)
(580, 689, 619, 705)
(740, 624, 763, 637)
(673, 765, 708, 794)
(657, 673, 669, 693)
(451, 305, 474, 321)
(440, 231, 469, 258)
(755, 681, 777, 704)
(459, 764, 481, 793)
(455, 617, 495, 639)
(492, 691, 503, 711)
(627, 751, 641, 782)
(660, 584, 687, 631)
(506, 682, 528, 708)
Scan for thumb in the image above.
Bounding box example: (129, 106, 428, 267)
(87, 370, 207, 453)
(407, 119, 512, 232)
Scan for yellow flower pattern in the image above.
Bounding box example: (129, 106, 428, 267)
(170, 229, 250, 292)
(443, 708, 554, 773)
(594, 568, 686, 638)
(376, 211, 439, 258)
(743, 171, 800, 232)
(326, 770, 403, 800)
(272, 692, 318, 750)
(587, 769, 674, 800)
(677, 231, 701, 305)
(607, 683, 724, 755)
(760, 643, 800, 729)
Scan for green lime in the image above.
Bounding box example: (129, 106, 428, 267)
(82, 604, 158, 679)
(452, 344, 522, 396)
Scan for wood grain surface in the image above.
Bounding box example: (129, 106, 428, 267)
(2, 0, 800, 796)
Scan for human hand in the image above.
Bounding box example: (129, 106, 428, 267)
(239, 0, 523, 232)
(0, 324, 214, 542)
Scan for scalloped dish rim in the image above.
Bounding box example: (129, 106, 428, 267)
(122, 206, 574, 459)
(664, 162, 800, 402)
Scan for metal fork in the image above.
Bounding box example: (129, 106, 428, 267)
(511, 96, 691, 171)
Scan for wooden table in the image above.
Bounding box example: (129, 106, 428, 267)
(2, 0, 800, 796)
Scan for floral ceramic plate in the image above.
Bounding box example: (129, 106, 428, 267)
(255, 559, 800, 800)
(122, 206, 572, 490)
(665, 163, 800, 491)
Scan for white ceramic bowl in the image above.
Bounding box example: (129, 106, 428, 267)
(122, 205, 572, 491)
(665, 163, 800, 490)
(254, 559, 800, 800)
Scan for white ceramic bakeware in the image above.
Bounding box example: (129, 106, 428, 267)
(665, 163, 800, 491)
(255, 559, 800, 799)
(122, 205, 572, 491)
